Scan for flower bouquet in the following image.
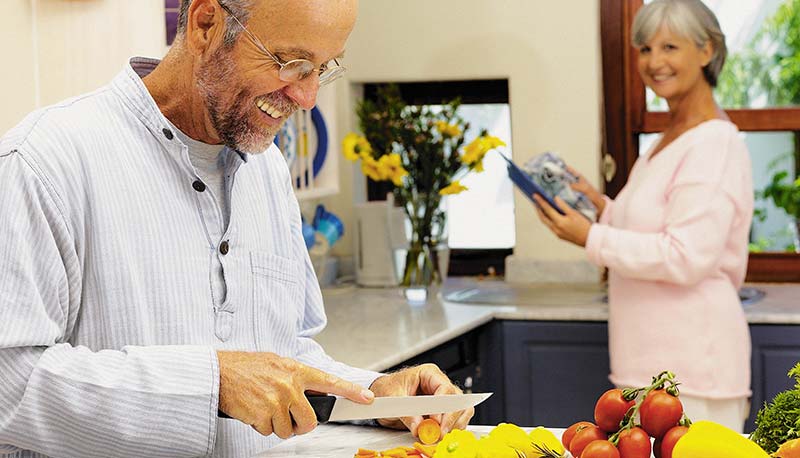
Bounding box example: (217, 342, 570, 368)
(343, 84, 505, 288)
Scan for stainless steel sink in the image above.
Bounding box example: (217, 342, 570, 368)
(739, 287, 766, 306)
(441, 280, 606, 306)
(442, 279, 765, 307)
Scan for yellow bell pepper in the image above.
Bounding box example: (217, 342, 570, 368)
(672, 421, 770, 458)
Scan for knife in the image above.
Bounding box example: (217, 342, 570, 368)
(218, 392, 492, 423)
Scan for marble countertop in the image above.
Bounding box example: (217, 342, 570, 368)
(315, 279, 800, 372)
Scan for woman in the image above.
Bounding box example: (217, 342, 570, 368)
(534, 0, 753, 432)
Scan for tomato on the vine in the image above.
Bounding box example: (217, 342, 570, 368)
(569, 425, 607, 457)
(616, 426, 651, 458)
(581, 440, 621, 458)
(594, 388, 636, 432)
(660, 425, 689, 458)
(639, 390, 683, 438)
(562, 421, 595, 449)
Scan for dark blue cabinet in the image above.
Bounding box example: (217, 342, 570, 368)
(502, 321, 614, 427)
(395, 320, 800, 430)
(747, 324, 800, 432)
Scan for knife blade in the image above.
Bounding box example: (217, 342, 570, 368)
(311, 392, 492, 422)
(218, 392, 492, 423)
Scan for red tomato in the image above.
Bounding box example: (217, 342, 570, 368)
(562, 421, 595, 449)
(639, 390, 683, 439)
(569, 425, 608, 458)
(616, 427, 651, 458)
(581, 440, 621, 458)
(660, 425, 689, 458)
(594, 389, 636, 432)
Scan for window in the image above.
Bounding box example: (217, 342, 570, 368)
(601, 0, 800, 281)
(363, 80, 515, 276)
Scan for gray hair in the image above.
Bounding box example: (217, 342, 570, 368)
(176, 0, 254, 47)
(631, 0, 727, 87)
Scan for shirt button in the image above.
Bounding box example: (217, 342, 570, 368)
(219, 240, 230, 255)
(192, 180, 206, 192)
(162, 128, 174, 140)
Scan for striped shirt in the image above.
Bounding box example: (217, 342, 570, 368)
(0, 57, 379, 458)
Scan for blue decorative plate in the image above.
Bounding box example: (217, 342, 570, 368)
(273, 106, 328, 181)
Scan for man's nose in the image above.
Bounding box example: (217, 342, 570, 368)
(284, 76, 320, 111)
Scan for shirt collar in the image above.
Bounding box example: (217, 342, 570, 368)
(111, 57, 248, 164)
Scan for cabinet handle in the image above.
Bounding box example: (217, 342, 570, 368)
(464, 376, 473, 393)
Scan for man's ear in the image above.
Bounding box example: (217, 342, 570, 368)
(185, 0, 225, 56)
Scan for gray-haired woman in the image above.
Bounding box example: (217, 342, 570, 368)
(533, 0, 752, 432)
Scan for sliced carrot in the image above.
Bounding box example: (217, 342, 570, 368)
(417, 418, 442, 445)
(413, 441, 437, 457)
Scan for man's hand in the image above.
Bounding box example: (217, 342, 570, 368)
(369, 364, 473, 438)
(217, 351, 374, 439)
(533, 195, 592, 247)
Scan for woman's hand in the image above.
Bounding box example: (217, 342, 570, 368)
(533, 195, 592, 247)
(567, 166, 606, 216)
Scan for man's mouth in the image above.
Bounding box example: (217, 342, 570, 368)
(256, 97, 290, 119)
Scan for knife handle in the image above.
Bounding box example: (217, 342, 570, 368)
(217, 394, 336, 423)
(306, 394, 336, 423)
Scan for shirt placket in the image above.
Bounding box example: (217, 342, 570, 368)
(161, 126, 239, 342)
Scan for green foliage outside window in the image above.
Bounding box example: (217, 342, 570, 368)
(716, 0, 800, 252)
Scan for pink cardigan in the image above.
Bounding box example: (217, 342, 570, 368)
(585, 119, 753, 399)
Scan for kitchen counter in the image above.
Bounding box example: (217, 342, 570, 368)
(316, 280, 800, 372)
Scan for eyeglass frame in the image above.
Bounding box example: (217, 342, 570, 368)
(217, 1, 346, 86)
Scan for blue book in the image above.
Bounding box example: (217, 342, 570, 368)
(500, 154, 566, 215)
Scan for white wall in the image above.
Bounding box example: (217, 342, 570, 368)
(323, 0, 603, 269)
(1, 0, 166, 135)
(2, 1, 603, 275)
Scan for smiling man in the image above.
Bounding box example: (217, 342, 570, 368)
(0, 1, 472, 457)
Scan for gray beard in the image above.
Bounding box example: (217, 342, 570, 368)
(196, 47, 278, 154)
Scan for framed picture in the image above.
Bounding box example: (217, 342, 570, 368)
(165, 0, 180, 45)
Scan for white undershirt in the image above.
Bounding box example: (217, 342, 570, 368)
(166, 120, 229, 308)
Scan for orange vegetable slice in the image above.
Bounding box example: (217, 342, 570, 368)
(413, 442, 437, 457)
(417, 418, 442, 445)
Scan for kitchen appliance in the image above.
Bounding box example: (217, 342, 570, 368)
(353, 199, 407, 286)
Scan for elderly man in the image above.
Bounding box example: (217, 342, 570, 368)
(0, 0, 472, 456)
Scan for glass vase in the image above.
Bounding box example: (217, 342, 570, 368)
(396, 192, 448, 305)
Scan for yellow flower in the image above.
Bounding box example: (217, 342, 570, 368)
(488, 423, 534, 458)
(378, 153, 409, 186)
(342, 132, 372, 162)
(361, 155, 388, 182)
(435, 120, 462, 138)
(475, 435, 522, 458)
(435, 429, 479, 458)
(461, 135, 506, 172)
(439, 180, 468, 196)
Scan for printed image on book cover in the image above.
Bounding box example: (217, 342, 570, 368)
(521, 152, 598, 221)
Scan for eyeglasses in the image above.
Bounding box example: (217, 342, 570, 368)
(218, 2, 346, 86)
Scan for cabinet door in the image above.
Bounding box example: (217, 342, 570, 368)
(503, 321, 613, 428)
(748, 325, 800, 432)
(386, 324, 500, 425)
